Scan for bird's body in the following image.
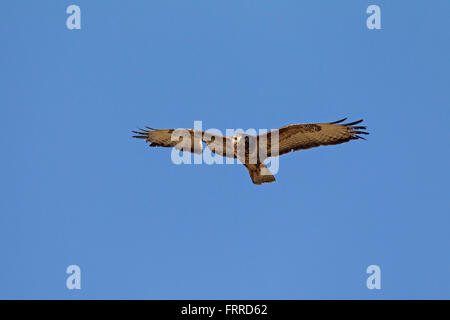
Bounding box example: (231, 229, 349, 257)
(132, 118, 369, 185)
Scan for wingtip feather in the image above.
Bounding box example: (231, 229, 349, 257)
(329, 118, 347, 124)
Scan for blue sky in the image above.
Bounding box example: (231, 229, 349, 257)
(1, 1, 450, 299)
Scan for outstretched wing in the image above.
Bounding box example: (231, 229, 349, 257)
(132, 127, 204, 154)
(132, 127, 234, 157)
(262, 118, 369, 157)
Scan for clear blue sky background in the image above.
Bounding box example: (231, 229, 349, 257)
(1, 1, 449, 299)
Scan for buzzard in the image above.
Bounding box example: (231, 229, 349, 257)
(132, 118, 368, 185)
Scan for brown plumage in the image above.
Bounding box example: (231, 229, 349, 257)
(132, 118, 369, 185)
(263, 118, 368, 156)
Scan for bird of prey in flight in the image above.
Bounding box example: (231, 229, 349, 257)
(132, 118, 369, 185)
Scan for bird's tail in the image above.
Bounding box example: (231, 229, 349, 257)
(244, 163, 276, 185)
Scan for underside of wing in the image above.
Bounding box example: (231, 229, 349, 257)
(132, 127, 204, 154)
(263, 118, 369, 156)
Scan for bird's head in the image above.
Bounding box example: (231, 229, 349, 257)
(233, 133, 258, 158)
(233, 133, 250, 145)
